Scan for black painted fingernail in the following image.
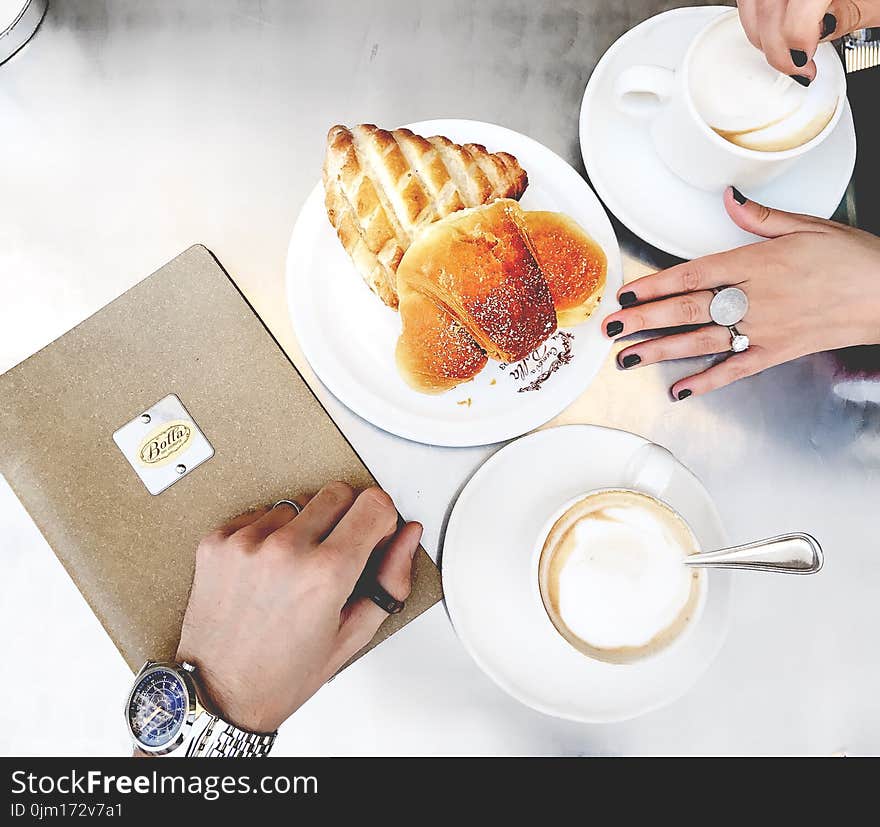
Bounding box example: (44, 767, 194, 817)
(677, 389, 692, 401)
(731, 186, 747, 205)
(790, 74, 811, 87)
(619, 291, 637, 307)
(821, 13, 836, 39)
(790, 49, 808, 67)
(621, 353, 641, 369)
(606, 320, 624, 337)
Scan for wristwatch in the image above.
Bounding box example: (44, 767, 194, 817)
(124, 661, 276, 757)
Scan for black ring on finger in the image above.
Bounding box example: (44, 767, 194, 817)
(365, 582, 405, 615)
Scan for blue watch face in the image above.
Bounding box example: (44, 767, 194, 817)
(128, 668, 188, 748)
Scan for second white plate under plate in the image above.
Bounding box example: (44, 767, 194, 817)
(287, 119, 623, 447)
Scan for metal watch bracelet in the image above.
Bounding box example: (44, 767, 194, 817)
(185, 714, 276, 758)
(126, 661, 277, 758)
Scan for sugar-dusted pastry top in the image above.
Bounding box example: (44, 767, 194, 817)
(396, 289, 489, 395)
(397, 199, 556, 366)
(394, 202, 608, 395)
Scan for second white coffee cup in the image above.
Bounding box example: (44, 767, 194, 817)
(612, 8, 847, 191)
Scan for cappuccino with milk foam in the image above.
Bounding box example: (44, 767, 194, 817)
(689, 14, 840, 151)
(538, 489, 704, 664)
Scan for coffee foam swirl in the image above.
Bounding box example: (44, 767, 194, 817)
(539, 490, 702, 662)
(689, 13, 840, 151)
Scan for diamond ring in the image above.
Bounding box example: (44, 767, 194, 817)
(710, 287, 749, 353)
(728, 326, 750, 353)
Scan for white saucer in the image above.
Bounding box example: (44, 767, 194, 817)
(287, 120, 623, 448)
(580, 6, 857, 260)
(442, 425, 732, 723)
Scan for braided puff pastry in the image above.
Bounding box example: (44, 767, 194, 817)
(323, 124, 528, 308)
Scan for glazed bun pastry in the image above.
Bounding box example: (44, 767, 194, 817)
(524, 211, 607, 328)
(323, 124, 529, 308)
(396, 199, 557, 372)
(395, 290, 488, 394)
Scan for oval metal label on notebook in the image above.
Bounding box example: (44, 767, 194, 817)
(114, 394, 214, 495)
(137, 420, 192, 466)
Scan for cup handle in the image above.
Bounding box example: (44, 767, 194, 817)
(623, 442, 677, 498)
(613, 65, 676, 118)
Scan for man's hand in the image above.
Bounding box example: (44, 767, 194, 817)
(175, 482, 421, 733)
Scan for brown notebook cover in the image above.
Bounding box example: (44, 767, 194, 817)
(0, 245, 442, 671)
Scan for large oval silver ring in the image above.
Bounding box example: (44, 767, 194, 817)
(710, 287, 749, 327)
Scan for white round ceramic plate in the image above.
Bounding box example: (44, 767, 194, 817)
(442, 425, 732, 723)
(287, 119, 623, 447)
(580, 6, 857, 260)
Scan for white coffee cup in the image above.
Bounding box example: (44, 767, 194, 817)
(613, 8, 847, 191)
(531, 443, 708, 665)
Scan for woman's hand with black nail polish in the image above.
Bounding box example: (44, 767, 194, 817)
(605, 187, 880, 400)
(790, 49, 808, 67)
(820, 13, 837, 39)
(736, 0, 880, 78)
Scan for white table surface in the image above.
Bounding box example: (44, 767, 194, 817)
(1, 0, 878, 757)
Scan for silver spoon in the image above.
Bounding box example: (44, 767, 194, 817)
(684, 532, 823, 574)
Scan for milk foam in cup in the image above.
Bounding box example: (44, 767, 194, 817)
(537, 489, 705, 664)
(688, 13, 841, 151)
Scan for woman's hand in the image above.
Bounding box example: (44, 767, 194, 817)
(175, 482, 421, 734)
(736, 0, 880, 80)
(603, 188, 880, 400)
